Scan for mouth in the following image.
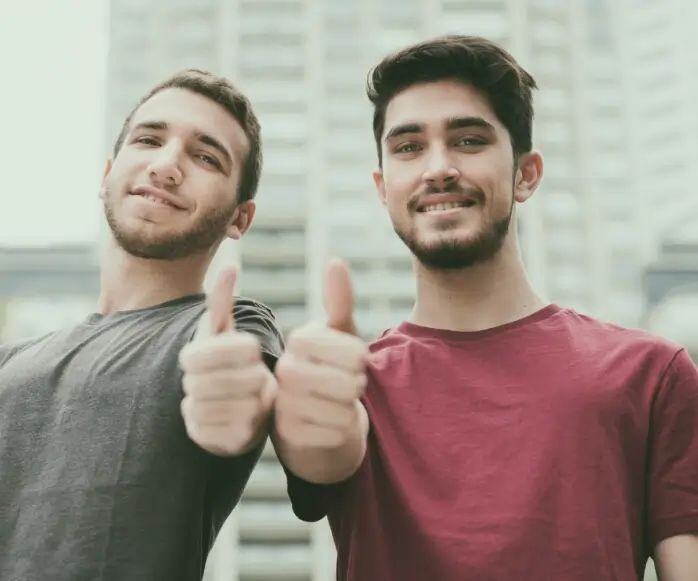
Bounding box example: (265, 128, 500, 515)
(129, 185, 186, 210)
(417, 199, 477, 213)
(136, 193, 178, 209)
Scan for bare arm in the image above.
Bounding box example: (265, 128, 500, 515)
(273, 259, 370, 484)
(654, 534, 698, 581)
(180, 267, 277, 457)
(272, 399, 369, 484)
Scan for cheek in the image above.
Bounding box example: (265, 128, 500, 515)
(467, 156, 514, 205)
(382, 165, 419, 203)
(104, 156, 136, 190)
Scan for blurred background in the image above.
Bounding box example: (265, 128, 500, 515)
(1, 0, 697, 579)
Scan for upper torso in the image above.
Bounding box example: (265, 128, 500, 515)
(0, 294, 283, 581)
(291, 305, 698, 581)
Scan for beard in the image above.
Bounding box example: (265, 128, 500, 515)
(103, 190, 237, 260)
(395, 185, 514, 270)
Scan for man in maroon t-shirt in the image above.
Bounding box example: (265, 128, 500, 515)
(272, 36, 698, 580)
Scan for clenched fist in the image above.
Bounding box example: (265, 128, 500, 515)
(179, 267, 276, 456)
(274, 259, 369, 482)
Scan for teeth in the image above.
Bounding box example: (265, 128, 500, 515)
(143, 194, 172, 207)
(422, 202, 466, 212)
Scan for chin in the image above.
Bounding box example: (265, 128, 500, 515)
(397, 218, 511, 270)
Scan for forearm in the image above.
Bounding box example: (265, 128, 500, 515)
(655, 534, 698, 581)
(273, 401, 369, 484)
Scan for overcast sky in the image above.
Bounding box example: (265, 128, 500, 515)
(0, 0, 107, 246)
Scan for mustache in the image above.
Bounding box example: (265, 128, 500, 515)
(407, 183, 485, 212)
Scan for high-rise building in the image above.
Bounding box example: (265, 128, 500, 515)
(614, 0, 698, 308)
(105, 1, 692, 578)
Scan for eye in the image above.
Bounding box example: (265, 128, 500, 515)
(134, 136, 160, 146)
(394, 142, 422, 154)
(455, 136, 487, 148)
(196, 153, 222, 170)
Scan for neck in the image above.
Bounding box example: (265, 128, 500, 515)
(97, 235, 213, 315)
(411, 235, 547, 332)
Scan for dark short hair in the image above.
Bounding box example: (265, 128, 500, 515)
(367, 35, 537, 166)
(113, 69, 262, 203)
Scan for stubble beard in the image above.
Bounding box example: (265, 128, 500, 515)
(103, 189, 237, 260)
(395, 187, 514, 270)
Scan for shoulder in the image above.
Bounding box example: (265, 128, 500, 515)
(561, 308, 680, 350)
(232, 296, 285, 360)
(0, 332, 56, 367)
(555, 307, 686, 371)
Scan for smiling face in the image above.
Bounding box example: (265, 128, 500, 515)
(101, 87, 253, 260)
(374, 80, 540, 270)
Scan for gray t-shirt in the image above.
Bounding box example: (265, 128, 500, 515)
(0, 294, 283, 581)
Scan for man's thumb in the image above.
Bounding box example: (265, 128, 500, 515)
(199, 267, 237, 337)
(324, 258, 357, 335)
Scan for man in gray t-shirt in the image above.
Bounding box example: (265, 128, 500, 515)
(0, 70, 283, 580)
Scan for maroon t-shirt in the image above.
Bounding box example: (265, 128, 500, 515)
(287, 305, 698, 580)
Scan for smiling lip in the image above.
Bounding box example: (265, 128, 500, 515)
(416, 193, 478, 213)
(130, 185, 187, 210)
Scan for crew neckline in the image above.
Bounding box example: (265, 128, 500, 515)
(396, 303, 562, 341)
(84, 293, 205, 325)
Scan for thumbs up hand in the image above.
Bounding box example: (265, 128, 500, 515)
(273, 259, 369, 483)
(179, 267, 276, 456)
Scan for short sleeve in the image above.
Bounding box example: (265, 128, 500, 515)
(232, 297, 285, 370)
(647, 348, 698, 549)
(284, 467, 338, 522)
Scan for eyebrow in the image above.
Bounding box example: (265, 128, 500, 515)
(384, 116, 495, 142)
(384, 123, 423, 142)
(131, 120, 234, 168)
(196, 132, 234, 169)
(446, 116, 495, 132)
(131, 120, 168, 133)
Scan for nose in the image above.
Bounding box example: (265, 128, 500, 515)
(422, 146, 460, 190)
(148, 144, 183, 188)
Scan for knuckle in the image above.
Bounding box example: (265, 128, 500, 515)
(316, 430, 343, 449)
(275, 356, 307, 388)
(287, 330, 309, 353)
(178, 345, 194, 370)
(251, 365, 269, 388)
(184, 416, 201, 441)
(181, 374, 193, 395)
(226, 425, 254, 452)
(235, 331, 261, 348)
(182, 373, 203, 396)
(354, 373, 368, 396)
(180, 396, 192, 417)
(275, 392, 299, 419)
(274, 355, 294, 384)
(336, 410, 354, 431)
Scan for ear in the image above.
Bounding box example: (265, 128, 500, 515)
(372, 167, 387, 206)
(99, 159, 113, 200)
(514, 151, 543, 203)
(226, 200, 256, 240)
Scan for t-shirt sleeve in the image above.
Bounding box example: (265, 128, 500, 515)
(647, 348, 698, 549)
(284, 466, 342, 522)
(232, 298, 285, 370)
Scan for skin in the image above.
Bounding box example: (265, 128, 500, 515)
(374, 80, 545, 331)
(273, 259, 368, 484)
(654, 535, 698, 581)
(98, 87, 275, 456)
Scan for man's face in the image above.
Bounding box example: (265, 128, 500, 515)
(102, 87, 251, 260)
(374, 80, 522, 269)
